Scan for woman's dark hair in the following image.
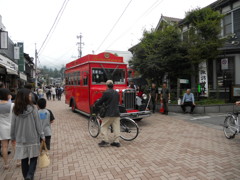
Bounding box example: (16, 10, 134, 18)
(0, 88, 10, 101)
(13, 88, 32, 115)
(37, 98, 46, 109)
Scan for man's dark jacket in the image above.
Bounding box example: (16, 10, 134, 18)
(95, 88, 120, 117)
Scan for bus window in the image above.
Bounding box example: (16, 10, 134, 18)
(70, 73, 73, 85)
(83, 71, 88, 86)
(78, 71, 81, 85)
(92, 68, 125, 84)
(65, 73, 68, 85)
(73, 72, 77, 85)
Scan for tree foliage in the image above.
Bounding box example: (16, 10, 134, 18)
(40, 66, 64, 78)
(130, 7, 224, 88)
(184, 7, 224, 65)
(130, 25, 188, 84)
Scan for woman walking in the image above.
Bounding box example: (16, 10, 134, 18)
(11, 88, 45, 180)
(0, 88, 14, 169)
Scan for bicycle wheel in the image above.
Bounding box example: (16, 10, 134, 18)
(223, 115, 237, 139)
(88, 116, 100, 138)
(120, 118, 139, 141)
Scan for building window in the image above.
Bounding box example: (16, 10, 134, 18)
(233, 8, 240, 33)
(223, 13, 233, 36)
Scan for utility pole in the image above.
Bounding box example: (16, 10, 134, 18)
(35, 43, 38, 89)
(77, 33, 84, 58)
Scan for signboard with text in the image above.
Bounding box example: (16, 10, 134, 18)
(0, 31, 8, 49)
(17, 42, 25, 72)
(199, 60, 208, 97)
(221, 58, 228, 70)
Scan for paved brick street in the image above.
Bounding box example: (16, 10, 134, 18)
(1, 99, 240, 180)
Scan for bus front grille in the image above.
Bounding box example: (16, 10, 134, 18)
(123, 90, 136, 110)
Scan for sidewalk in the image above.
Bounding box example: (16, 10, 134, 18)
(1, 99, 240, 180)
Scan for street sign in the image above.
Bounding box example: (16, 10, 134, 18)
(180, 79, 189, 84)
(221, 58, 228, 70)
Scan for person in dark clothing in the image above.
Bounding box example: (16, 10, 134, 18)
(149, 83, 158, 113)
(160, 82, 170, 115)
(24, 84, 38, 105)
(94, 80, 121, 147)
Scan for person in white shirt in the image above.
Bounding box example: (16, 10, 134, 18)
(181, 89, 196, 114)
(51, 86, 56, 101)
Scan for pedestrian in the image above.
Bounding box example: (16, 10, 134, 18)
(128, 81, 137, 90)
(11, 88, 45, 180)
(51, 86, 56, 101)
(160, 82, 170, 115)
(38, 86, 44, 98)
(56, 87, 62, 101)
(58, 87, 63, 100)
(181, 89, 196, 114)
(95, 80, 121, 147)
(10, 88, 16, 102)
(149, 83, 159, 113)
(45, 86, 51, 100)
(0, 81, 5, 88)
(37, 98, 55, 150)
(0, 82, 11, 158)
(0, 88, 14, 169)
(24, 84, 38, 105)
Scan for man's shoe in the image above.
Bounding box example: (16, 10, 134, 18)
(190, 112, 194, 114)
(110, 142, 121, 147)
(98, 141, 109, 147)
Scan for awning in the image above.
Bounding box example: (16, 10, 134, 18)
(19, 72, 27, 81)
(6, 67, 18, 75)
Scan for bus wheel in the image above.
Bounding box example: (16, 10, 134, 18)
(71, 101, 76, 112)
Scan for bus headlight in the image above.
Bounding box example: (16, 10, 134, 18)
(142, 94, 147, 100)
(116, 89, 119, 92)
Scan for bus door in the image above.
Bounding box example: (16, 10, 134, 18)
(77, 70, 90, 114)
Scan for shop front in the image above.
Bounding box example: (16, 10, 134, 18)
(0, 54, 19, 89)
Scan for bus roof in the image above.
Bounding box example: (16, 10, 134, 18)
(66, 52, 124, 69)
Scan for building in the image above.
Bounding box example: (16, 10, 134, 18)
(0, 15, 35, 89)
(178, 0, 240, 100)
(155, 15, 182, 31)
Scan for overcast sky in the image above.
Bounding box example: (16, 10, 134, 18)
(0, 0, 216, 69)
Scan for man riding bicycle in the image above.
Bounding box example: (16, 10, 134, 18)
(94, 80, 121, 148)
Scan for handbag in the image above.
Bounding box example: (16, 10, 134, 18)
(38, 141, 50, 168)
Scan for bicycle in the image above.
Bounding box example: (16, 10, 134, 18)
(88, 113, 139, 141)
(223, 111, 240, 139)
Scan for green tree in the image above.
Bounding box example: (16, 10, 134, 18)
(183, 7, 224, 89)
(130, 25, 188, 85)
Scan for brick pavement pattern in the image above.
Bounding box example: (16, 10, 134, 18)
(1, 99, 240, 180)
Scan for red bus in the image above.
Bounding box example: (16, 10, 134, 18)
(65, 52, 151, 119)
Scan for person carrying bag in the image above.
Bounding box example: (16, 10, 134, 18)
(38, 141, 50, 168)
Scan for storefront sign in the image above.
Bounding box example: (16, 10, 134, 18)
(199, 60, 208, 97)
(14, 46, 20, 60)
(0, 30, 8, 49)
(221, 58, 228, 70)
(0, 54, 18, 73)
(180, 79, 189, 84)
(19, 72, 27, 81)
(17, 42, 25, 72)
